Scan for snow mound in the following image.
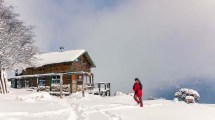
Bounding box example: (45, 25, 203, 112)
(114, 91, 134, 96)
(16, 92, 53, 103)
(67, 92, 102, 103)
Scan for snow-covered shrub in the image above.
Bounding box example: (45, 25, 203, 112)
(174, 88, 200, 103)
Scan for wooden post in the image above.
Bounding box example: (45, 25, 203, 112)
(98, 83, 101, 95)
(70, 62, 72, 94)
(24, 79, 26, 88)
(70, 73, 73, 93)
(108, 83, 110, 96)
(89, 74, 92, 85)
(49, 64, 52, 91)
(37, 77, 39, 88)
(82, 74, 85, 97)
(60, 74, 63, 98)
(92, 74, 94, 88)
(76, 75, 78, 92)
(86, 74, 88, 83)
(85, 74, 88, 87)
(17, 78, 20, 89)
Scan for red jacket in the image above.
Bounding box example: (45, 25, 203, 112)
(133, 83, 142, 96)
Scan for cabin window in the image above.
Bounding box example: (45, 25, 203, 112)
(38, 77, 45, 86)
(83, 60, 86, 65)
(52, 75, 60, 84)
(77, 75, 83, 85)
(25, 80, 29, 88)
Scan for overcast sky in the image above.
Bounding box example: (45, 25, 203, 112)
(8, 0, 215, 100)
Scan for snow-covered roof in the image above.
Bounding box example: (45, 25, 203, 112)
(30, 49, 95, 68)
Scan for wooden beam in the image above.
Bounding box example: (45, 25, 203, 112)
(12, 71, 90, 79)
(49, 64, 52, 91)
(70, 62, 72, 93)
(76, 76, 78, 92)
(36, 77, 39, 88)
(60, 74, 63, 98)
(82, 75, 85, 97)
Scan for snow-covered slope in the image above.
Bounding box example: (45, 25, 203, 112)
(67, 92, 215, 120)
(0, 89, 214, 120)
(0, 89, 76, 120)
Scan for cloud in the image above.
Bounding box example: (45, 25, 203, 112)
(79, 0, 215, 98)
(9, 0, 215, 100)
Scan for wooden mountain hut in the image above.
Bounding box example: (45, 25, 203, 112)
(13, 49, 96, 93)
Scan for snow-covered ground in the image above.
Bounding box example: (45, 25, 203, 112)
(0, 89, 76, 120)
(0, 89, 215, 120)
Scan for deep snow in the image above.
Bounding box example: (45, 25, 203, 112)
(0, 89, 214, 120)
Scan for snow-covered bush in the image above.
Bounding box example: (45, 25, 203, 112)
(174, 88, 200, 103)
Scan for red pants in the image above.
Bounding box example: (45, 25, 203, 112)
(134, 94, 143, 107)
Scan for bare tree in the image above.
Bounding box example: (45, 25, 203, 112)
(0, 0, 38, 70)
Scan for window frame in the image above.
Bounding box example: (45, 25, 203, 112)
(52, 75, 60, 84)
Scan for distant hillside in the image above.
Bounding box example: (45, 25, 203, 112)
(152, 78, 215, 104)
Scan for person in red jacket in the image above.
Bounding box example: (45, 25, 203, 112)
(133, 78, 143, 107)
